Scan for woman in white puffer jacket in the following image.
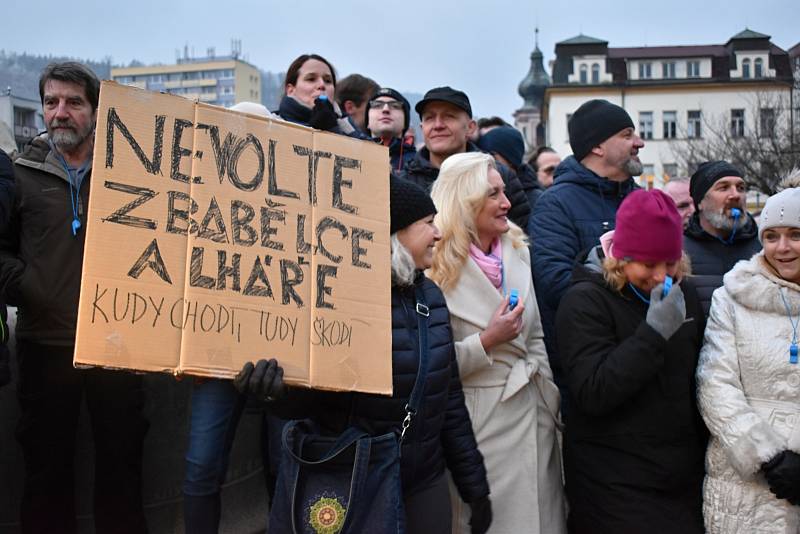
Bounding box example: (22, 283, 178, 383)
(698, 184, 800, 533)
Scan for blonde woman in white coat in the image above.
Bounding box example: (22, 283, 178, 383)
(429, 152, 566, 534)
(698, 185, 800, 533)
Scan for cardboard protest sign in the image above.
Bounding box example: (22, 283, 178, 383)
(74, 81, 393, 394)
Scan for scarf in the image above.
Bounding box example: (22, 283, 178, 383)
(277, 95, 356, 137)
(277, 95, 312, 126)
(469, 238, 503, 289)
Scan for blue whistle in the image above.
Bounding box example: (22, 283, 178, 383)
(662, 276, 672, 297)
(318, 95, 328, 101)
(731, 207, 741, 218)
(791, 343, 798, 365)
(508, 289, 519, 310)
(71, 218, 81, 236)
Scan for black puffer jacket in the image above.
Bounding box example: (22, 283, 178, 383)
(516, 163, 544, 212)
(273, 274, 490, 502)
(397, 142, 531, 232)
(683, 211, 761, 317)
(556, 251, 707, 533)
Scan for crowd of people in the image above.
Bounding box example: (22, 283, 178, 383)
(1, 54, 800, 534)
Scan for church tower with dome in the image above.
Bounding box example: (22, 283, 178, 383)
(514, 28, 551, 150)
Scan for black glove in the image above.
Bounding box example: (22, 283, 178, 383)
(233, 359, 286, 401)
(469, 495, 492, 534)
(763, 450, 800, 505)
(308, 96, 338, 131)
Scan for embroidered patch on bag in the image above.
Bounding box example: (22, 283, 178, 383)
(308, 496, 346, 534)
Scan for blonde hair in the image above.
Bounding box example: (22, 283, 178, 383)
(602, 252, 692, 292)
(428, 152, 527, 291)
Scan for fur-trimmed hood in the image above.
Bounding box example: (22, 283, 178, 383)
(722, 253, 800, 314)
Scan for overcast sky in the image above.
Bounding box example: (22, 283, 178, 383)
(2, 0, 798, 121)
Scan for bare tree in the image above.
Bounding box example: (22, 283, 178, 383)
(670, 86, 799, 194)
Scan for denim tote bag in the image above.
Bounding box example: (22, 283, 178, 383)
(269, 421, 404, 533)
(268, 284, 430, 534)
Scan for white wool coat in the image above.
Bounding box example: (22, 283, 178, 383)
(442, 234, 566, 534)
(698, 254, 800, 533)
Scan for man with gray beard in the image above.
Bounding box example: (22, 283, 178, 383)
(0, 62, 148, 533)
(683, 160, 761, 317)
(530, 99, 642, 416)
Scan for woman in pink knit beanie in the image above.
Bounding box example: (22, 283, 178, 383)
(555, 189, 707, 534)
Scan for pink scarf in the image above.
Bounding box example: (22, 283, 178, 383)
(469, 238, 503, 289)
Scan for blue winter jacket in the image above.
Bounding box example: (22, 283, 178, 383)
(530, 155, 637, 376)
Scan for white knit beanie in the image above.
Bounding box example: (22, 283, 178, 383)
(759, 187, 800, 242)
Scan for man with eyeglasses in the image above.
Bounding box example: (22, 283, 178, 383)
(365, 87, 416, 172)
(530, 146, 561, 189)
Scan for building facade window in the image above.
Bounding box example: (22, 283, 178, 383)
(579, 64, 588, 84)
(662, 62, 676, 79)
(591, 63, 600, 84)
(638, 62, 652, 79)
(663, 163, 678, 181)
(662, 111, 677, 139)
(742, 58, 751, 79)
(639, 112, 654, 140)
(687, 110, 702, 138)
(760, 107, 776, 137)
(731, 109, 745, 137)
(687, 60, 700, 77)
(755, 58, 764, 77)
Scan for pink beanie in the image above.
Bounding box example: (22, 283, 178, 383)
(611, 189, 683, 262)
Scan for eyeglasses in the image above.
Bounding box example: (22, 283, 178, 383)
(369, 100, 404, 111)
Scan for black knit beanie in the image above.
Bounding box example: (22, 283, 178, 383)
(568, 99, 634, 161)
(365, 87, 410, 135)
(477, 126, 525, 170)
(690, 161, 743, 209)
(390, 176, 437, 234)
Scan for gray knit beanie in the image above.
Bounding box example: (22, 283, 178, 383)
(759, 187, 800, 242)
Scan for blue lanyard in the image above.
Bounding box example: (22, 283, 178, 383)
(779, 287, 800, 364)
(628, 283, 650, 304)
(715, 208, 741, 245)
(49, 141, 89, 236)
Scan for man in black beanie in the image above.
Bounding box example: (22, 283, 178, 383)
(684, 160, 760, 317)
(529, 99, 643, 416)
(365, 88, 417, 172)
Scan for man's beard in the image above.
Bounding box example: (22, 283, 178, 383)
(623, 158, 643, 176)
(703, 206, 746, 231)
(48, 119, 93, 153)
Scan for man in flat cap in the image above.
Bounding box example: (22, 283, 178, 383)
(398, 86, 531, 232)
(683, 160, 760, 317)
(530, 99, 643, 413)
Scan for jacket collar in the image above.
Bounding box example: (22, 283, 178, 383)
(15, 134, 91, 184)
(444, 234, 528, 354)
(684, 210, 759, 243)
(552, 155, 637, 196)
(724, 253, 800, 314)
